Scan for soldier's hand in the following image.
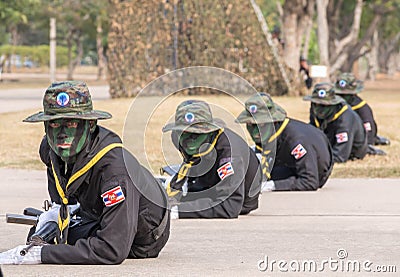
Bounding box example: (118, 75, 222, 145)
(170, 205, 179, 220)
(261, 180, 275, 193)
(0, 245, 42, 265)
(35, 203, 60, 231)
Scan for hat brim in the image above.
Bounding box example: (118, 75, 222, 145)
(334, 87, 363, 95)
(335, 81, 364, 94)
(303, 95, 345, 105)
(162, 119, 224, 133)
(23, 110, 112, 122)
(235, 103, 287, 124)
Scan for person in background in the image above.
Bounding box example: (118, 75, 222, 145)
(162, 99, 262, 219)
(334, 72, 389, 155)
(300, 56, 313, 89)
(304, 83, 368, 163)
(236, 93, 333, 191)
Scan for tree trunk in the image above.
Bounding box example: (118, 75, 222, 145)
(282, 13, 299, 71)
(281, 0, 315, 95)
(67, 30, 83, 80)
(316, 0, 329, 69)
(365, 30, 379, 81)
(343, 14, 382, 73)
(96, 17, 107, 80)
(301, 14, 313, 59)
(67, 31, 73, 79)
(378, 32, 400, 74)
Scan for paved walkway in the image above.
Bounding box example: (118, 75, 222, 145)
(0, 169, 398, 276)
(0, 85, 110, 113)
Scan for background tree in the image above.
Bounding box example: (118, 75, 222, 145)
(107, 0, 295, 98)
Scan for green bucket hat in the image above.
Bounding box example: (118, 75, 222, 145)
(162, 100, 223, 134)
(334, 72, 364, 94)
(235, 92, 287, 124)
(303, 83, 345, 105)
(23, 81, 112, 122)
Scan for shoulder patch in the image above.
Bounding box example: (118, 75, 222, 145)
(336, 132, 348, 143)
(217, 162, 234, 180)
(101, 185, 125, 207)
(363, 122, 372, 132)
(291, 144, 307, 160)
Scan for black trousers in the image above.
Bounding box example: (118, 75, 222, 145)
(27, 216, 169, 259)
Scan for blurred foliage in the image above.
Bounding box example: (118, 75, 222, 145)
(107, 0, 292, 98)
(0, 44, 72, 66)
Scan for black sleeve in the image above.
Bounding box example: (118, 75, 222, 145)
(331, 129, 353, 163)
(41, 175, 139, 264)
(178, 156, 245, 219)
(273, 146, 320, 191)
(356, 104, 377, 145)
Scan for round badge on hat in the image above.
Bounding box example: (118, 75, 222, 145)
(339, 80, 347, 88)
(184, 112, 195, 123)
(249, 104, 257, 114)
(56, 92, 70, 107)
(318, 89, 326, 98)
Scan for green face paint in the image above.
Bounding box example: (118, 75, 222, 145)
(338, 94, 354, 104)
(311, 103, 337, 120)
(45, 119, 90, 162)
(246, 123, 274, 144)
(179, 131, 211, 156)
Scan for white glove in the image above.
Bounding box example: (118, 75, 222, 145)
(161, 175, 173, 190)
(170, 205, 179, 220)
(0, 245, 42, 265)
(181, 181, 188, 197)
(256, 153, 262, 163)
(36, 203, 80, 231)
(261, 180, 275, 192)
(35, 203, 60, 231)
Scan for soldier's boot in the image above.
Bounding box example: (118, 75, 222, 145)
(367, 144, 386, 156)
(374, 135, 390, 146)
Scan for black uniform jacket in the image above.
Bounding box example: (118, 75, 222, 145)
(178, 128, 262, 218)
(346, 95, 377, 145)
(268, 118, 333, 191)
(39, 126, 169, 264)
(310, 104, 368, 163)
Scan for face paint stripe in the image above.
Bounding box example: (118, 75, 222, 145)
(45, 119, 90, 162)
(75, 121, 90, 155)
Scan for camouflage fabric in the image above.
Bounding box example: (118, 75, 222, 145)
(23, 81, 112, 122)
(162, 100, 222, 133)
(236, 92, 287, 124)
(303, 83, 345, 105)
(334, 72, 364, 94)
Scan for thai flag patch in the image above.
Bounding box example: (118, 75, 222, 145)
(217, 162, 234, 180)
(336, 132, 348, 143)
(364, 122, 372, 131)
(101, 186, 125, 207)
(291, 144, 307, 160)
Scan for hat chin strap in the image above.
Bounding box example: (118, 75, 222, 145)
(179, 128, 224, 160)
(191, 128, 224, 158)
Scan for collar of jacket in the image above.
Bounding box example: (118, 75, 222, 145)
(351, 100, 366, 111)
(314, 105, 348, 128)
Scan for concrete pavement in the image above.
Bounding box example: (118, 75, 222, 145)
(0, 168, 398, 276)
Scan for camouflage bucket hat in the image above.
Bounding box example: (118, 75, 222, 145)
(235, 92, 287, 124)
(162, 100, 223, 133)
(334, 72, 364, 94)
(303, 83, 345, 105)
(23, 81, 112, 122)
